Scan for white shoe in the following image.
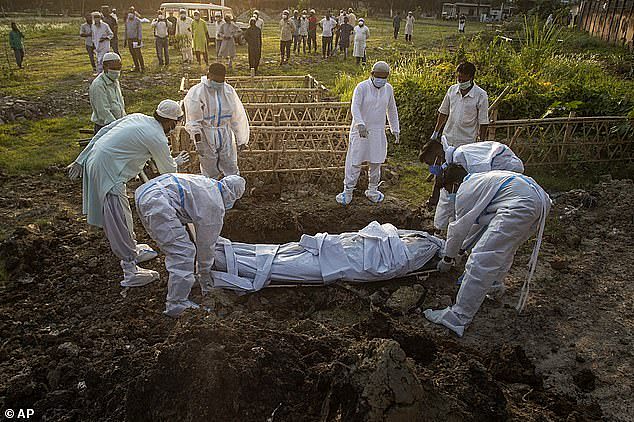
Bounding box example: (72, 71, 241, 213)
(120, 260, 159, 287)
(164, 299, 200, 317)
(135, 243, 158, 263)
(364, 186, 384, 203)
(335, 189, 354, 205)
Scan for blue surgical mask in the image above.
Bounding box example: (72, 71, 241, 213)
(106, 70, 120, 80)
(206, 79, 224, 90)
(458, 80, 472, 90)
(372, 77, 387, 88)
(429, 164, 443, 176)
(447, 193, 457, 200)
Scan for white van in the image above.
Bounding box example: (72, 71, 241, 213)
(160, 2, 244, 31)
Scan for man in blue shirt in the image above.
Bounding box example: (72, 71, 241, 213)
(124, 6, 145, 72)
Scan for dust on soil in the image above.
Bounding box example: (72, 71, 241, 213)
(0, 170, 632, 421)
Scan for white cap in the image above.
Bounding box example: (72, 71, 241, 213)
(103, 52, 121, 62)
(193, 10, 200, 15)
(372, 61, 390, 73)
(156, 99, 183, 120)
(358, 18, 364, 22)
(219, 175, 246, 209)
(92, 11, 102, 18)
(282, 10, 289, 15)
(179, 8, 186, 13)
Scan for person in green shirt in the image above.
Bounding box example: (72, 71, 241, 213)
(9, 22, 25, 68)
(89, 52, 126, 134)
(191, 10, 209, 66)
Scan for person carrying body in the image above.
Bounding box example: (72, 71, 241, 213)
(135, 174, 246, 317)
(67, 100, 190, 288)
(336, 61, 399, 205)
(89, 52, 125, 135)
(424, 166, 551, 337)
(184, 63, 249, 179)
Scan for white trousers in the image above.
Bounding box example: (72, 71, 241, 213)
(195, 126, 239, 180)
(95, 44, 110, 73)
(344, 159, 381, 190)
(102, 183, 137, 263)
(137, 187, 197, 313)
(434, 188, 456, 231)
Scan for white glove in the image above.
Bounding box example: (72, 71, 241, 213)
(174, 151, 190, 167)
(67, 162, 83, 181)
(357, 123, 369, 138)
(436, 256, 454, 273)
(430, 131, 439, 141)
(393, 132, 400, 144)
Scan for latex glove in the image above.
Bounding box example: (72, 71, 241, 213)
(67, 162, 83, 181)
(436, 256, 454, 273)
(174, 151, 190, 167)
(357, 123, 369, 138)
(430, 130, 439, 141)
(393, 132, 400, 144)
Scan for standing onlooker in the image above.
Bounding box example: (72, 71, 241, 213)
(89, 52, 125, 134)
(279, 10, 295, 65)
(347, 8, 357, 24)
(458, 14, 466, 32)
(334, 10, 343, 51)
(405, 11, 415, 41)
(214, 12, 223, 58)
(80, 15, 96, 72)
(291, 10, 302, 54)
(191, 10, 209, 66)
(9, 22, 25, 69)
(218, 15, 241, 70)
(152, 11, 172, 66)
(253, 10, 264, 30)
(298, 11, 309, 54)
(308, 9, 318, 53)
(243, 18, 262, 73)
(175, 9, 193, 63)
(167, 11, 177, 37)
(91, 12, 114, 73)
(338, 16, 353, 58)
(392, 12, 401, 40)
(353, 18, 369, 65)
(124, 7, 145, 72)
(320, 11, 337, 58)
(102, 5, 119, 54)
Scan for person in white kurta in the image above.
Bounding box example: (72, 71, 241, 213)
(404, 12, 415, 41)
(91, 12, 114, 73)
(184, 63, 249, 179)
(67, 101, 189, 287)
(336, 61, 399, 205)
(430, 61, 489, 231)
(135, 174, 246, 317)
(424, 167, 551, 337)
(353, 19, 370, 65)
(175, 10, 193, 63)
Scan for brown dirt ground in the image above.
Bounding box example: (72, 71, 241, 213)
(0, 169, 632, 421)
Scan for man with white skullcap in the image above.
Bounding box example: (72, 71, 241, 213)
(336, 61, 400, 205)
(135, 174, 246, 316)
(89, 51, 125, 134)
(66, 100, 191, 289)
(90, 11, 114, 73)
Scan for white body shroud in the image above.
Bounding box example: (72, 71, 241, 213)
(209, 221, 443, 292)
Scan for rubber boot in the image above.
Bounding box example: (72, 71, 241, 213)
(364, 184, 384, 203)
(335, 188, 354, 206)
(120, 260, 159, 288)
(135, 243, 158, 263)
(164, 299, 200, 318)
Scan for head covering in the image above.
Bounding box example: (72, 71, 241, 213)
(348, 8, 354, 12)
(372, 61, 390, 73)
(92, 11, 103, 18)
(219, 175, 246, 210)
(358, 18, 364, 23)
(103, 52, 121, 62)
(215, 11, 222, 16)
(156, 99, 184, 120)
(193, 10, 200, 15)
(282, 10, 289, 15)
(253, 10, 260, 15)
(179, 8, 186, 13)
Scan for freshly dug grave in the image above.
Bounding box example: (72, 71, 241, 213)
(0, 170, 631, 421)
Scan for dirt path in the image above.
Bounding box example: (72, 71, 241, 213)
(0, 171, 632, 421)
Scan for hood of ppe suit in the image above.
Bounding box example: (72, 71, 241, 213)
(219, 175, 246, 209)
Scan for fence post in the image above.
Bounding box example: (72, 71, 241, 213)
(561, 111, 576, 161)
(488, 108, 498, 140)
(272, 114, 281, 185)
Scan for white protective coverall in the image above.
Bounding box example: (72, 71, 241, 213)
(184, 77, 250, 179)
(135, 173, 246, 317)
(91, 21, 114, 73)
(337, 78, 399, 204)
(74, 114, 178, 282)
(434, 138, 525, 230)
(425, 171, 551, 337)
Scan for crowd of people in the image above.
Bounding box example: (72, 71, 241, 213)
(66, 48, 551, 337)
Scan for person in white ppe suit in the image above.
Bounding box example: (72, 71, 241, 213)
(429, 61, 489, 231)
(419, 138, 525, 228)
(336, 61, 400, 205)
(424, 165, 551, 337)
(184, 63, 249, 179)
(67, 100, 191, 287)
(135, 174, 246, 317)
(91, 11, 114, 73)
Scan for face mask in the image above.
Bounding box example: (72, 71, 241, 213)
(283, 15, 288, 19)
(94, 19, 101, 25)
(106, 70, 120, 80)
(180, 14, 186, 19)
(429, 164, 443, 176)
(359, 22, 364, 26)
(128, 13, 134, 20)
(158, 14, 164, 19)
(206, 79, 224, 90)
(458, 80, 472, 90)
(194, 16, 200, 21)
(372, 76, 387, 88)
